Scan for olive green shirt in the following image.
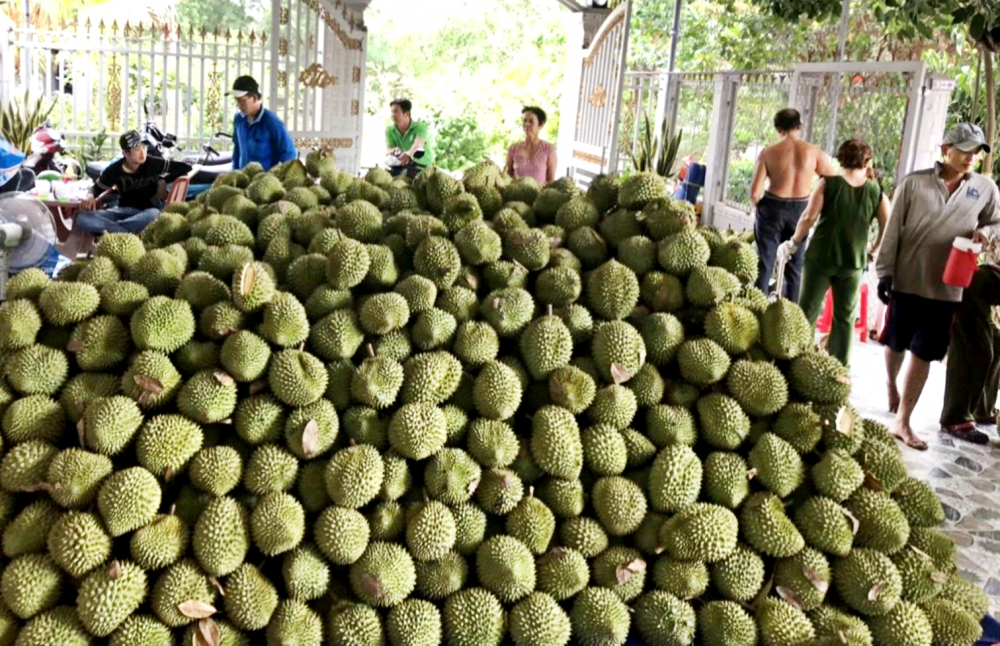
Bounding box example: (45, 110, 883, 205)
(805, 176, 882, 269)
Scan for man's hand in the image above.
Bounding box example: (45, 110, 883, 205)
(775, 240, 798, 266)
(877, 276, 893, 305)
(972, 229, 990, 246)
(80, 195, 97, 212)
(399, 154, 412, 165)
(156, 180, 168, 202)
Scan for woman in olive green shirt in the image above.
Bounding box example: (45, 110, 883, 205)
(776, 139, 891, 366)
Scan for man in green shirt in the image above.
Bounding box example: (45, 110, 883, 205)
(385, 98, 435, 179)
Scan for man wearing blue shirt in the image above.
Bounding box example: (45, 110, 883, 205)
(229, 75, 298, 170)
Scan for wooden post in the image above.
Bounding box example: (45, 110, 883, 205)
(984, 46, 996, 177)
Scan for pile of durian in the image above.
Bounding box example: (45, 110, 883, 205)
(0, 152, 989, 646)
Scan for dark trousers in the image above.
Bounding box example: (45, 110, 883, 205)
(941, 264, 1000, 426)
(389, 162, 421, 179)
(754, 193, 809, 301)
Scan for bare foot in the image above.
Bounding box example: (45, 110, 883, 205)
(887, 380, 900, 414)
(890, 421, 927, 450)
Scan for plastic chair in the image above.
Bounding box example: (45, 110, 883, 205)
(166, 170, 197, 204)
(815, 283, 868, 342)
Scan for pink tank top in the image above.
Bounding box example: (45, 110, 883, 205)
(507, 140, 554, 186)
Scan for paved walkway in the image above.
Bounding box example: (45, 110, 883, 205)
(847, 339, 1000, 619)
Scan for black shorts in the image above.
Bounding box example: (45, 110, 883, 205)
(879, 291, 958, 362)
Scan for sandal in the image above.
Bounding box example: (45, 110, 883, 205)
(892, 431, 929, 451)
(941, 422, 990, 445)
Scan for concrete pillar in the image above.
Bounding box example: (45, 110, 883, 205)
(556, 8, 610, 180)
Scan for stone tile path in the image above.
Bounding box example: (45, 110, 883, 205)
(847, 339, 1000, 619)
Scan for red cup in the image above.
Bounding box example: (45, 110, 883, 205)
(942, 236, 982, 288)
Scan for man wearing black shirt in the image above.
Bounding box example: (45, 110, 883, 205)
(77, 130, 192, 234)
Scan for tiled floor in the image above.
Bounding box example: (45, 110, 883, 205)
(847, 339, 1000, 619)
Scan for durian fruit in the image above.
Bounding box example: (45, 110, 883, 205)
(328, 601, 386, 646)
(0, 166, 986, 646)
(570, 587, 631, 646)
(834, 548, 904, 616)
(150, 558, 216, 627)
(130, 513, 189, 570)
(755, 597, 816, 646)
(224, 563, 279, 631)
(476, 535, 536, 603)
(349, 541, 417, 607)
(76, 560, 147, 636)
(1, 553, 63, 619)
(509, 591, 571, 646)
(659, 502, 738, 563)
(699, 600, 757, 646)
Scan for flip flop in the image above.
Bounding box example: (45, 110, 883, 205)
(892, 431, 928, 451)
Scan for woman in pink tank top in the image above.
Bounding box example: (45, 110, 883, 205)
(505, 106, 558, 186)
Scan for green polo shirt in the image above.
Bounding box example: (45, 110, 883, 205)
(385, 120, 434, 167)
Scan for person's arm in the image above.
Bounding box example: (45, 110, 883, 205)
(789, 179, 825, 245)
(750, 151, 768, 206)
(231, 115, 243, 170)
(546, 145, 558, 184)
(972, 183, 1000, 244)
(876, 180, 910, 281)
(404, 122, 428, 158)
(871, 191, 891, 254)
(273, 118, 298, 165)
(84, 163, 119, 210)
(386, 126, 399, 155)
(815, 148, 837, 178)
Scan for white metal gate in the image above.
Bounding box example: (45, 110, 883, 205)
(0, 0, 369, 171)
(704, 62, 953, 232)
(564, 1, 633, 187)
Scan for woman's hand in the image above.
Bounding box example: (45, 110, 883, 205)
(776, 240, 799, 265)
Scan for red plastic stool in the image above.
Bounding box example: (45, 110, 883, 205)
(814, 284, 868, 342)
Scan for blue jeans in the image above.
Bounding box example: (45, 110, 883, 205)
(75, 206, 160, 234)
(754, 192, 809, 302)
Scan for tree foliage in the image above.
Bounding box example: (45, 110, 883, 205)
(363, 0, 568, 170)
(174, 0, 270, 32)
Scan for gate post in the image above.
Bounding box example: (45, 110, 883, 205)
(268, 0, 281, 114)
(701, 73, 739, 226)
(0, 16, 12, 107)
(555, 8, 608, 180)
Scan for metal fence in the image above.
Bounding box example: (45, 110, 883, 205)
(619, 62, 953, 231)
(2, 20, 273, 153)
(722, 72, 792, 208)
(0, 0, 370, 171)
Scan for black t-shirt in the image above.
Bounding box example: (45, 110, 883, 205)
(92, 156, 192, 209)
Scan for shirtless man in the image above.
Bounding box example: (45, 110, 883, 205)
(750, 108, 836, 300)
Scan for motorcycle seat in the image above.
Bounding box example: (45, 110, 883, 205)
(86, 160, 112, 180)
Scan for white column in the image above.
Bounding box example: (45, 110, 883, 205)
(909, 74, 955, 178)
(556, 12, 585, 180)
